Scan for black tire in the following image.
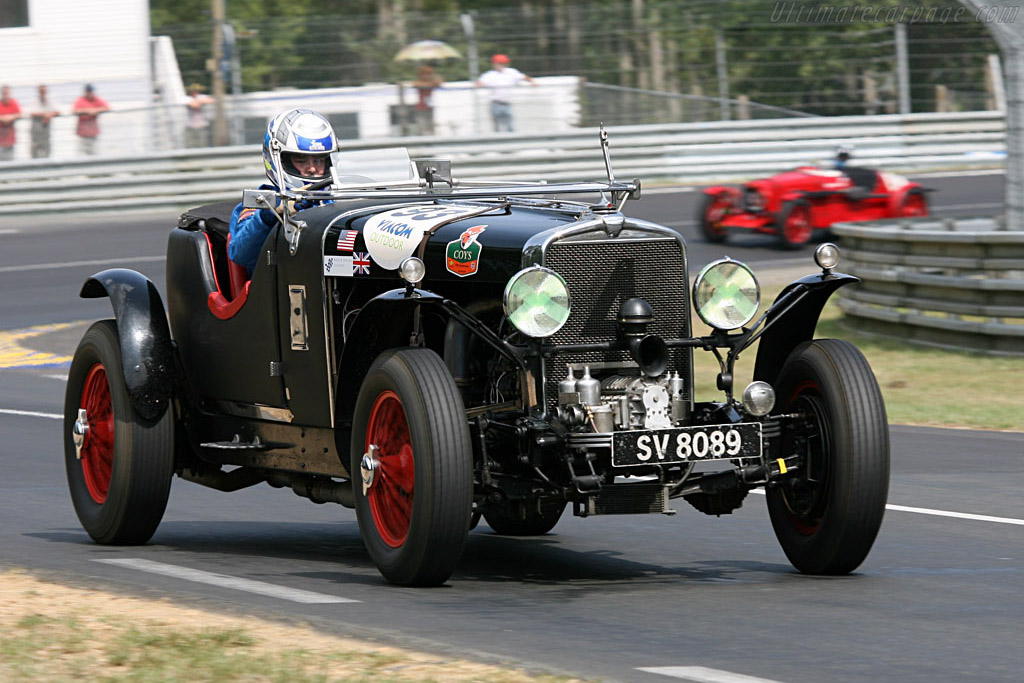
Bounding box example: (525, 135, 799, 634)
(776, 200, 813, 250)
(63, 320, 174, 545)
(899, 188, 928, 217)
(698, 192, 731, 244)
(484, 500, 567, 536)
(767, 339, 889, 575)
(351, 348, 473, 586)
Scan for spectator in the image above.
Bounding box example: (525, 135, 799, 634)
(410, 65, 443, 135)
(184, 82, 214, 148)
(0, 85, 22, 161)
(30, 85, 59, 159)
(71, 84, 110, 156)
(229, 109, 338, 276)
(475, 54, 535, 133)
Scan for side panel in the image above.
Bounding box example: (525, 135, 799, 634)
(80, 268, 174, 421)
(166, 227, 286, 407)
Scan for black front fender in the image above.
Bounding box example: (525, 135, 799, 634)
(80, 268, 175, 421)
(752, 272, 858, 385)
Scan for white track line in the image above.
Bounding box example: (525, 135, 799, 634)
(0, 255, 164, 274)
(93, 558, 358, 604)
(0, 407, 61, 419)
(748, 489, 1024, 526)
(638, 666, 785, 682)
(0, 229, 18, 235)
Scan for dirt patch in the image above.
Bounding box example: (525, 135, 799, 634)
(0, 569, 585, 682)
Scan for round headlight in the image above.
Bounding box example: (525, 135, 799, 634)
(503, 266, 571, 338)
(815, 242, 840, 271)
(399, 257, 425, 284)
(692, 258, 760, 330)
(742, 381, 776, 416)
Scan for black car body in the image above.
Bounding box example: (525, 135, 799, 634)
(64, 140, 890, 586)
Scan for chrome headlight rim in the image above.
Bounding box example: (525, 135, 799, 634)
(692, 257, 761, 331)
(503, 265, 572, 339)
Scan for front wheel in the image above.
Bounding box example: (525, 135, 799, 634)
(776, 201, 813, 249)
(351, 348, 473, 586)
(899, 189, 928, 217)
(698, 192, 731, 244)
(767, 339, 889, 575)
(63, 320, 174, 545)
(484, 500, 567, 536)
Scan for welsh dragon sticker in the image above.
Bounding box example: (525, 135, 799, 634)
(446, 225, 486, 277)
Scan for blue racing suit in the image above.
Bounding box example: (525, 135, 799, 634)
(228, 184, 328, 276)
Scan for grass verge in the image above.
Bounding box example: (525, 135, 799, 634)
(692, 282, 1023, 432)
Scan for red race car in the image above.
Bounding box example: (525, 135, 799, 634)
(699, 165, 930, 248)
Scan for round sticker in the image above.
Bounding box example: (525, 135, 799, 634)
(361, 204, 486, 270)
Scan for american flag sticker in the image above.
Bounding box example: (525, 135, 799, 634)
(322, 255, 354, 277)
(353, 252, 371, 275)
(336, 230, 358, 252)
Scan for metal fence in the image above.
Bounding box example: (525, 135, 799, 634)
(832, 217, 1024, 356)
(0, 110, 1007, 218)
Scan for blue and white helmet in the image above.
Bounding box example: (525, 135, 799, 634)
(263, 109, 338, 190)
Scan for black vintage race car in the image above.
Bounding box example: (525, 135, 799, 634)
(64, 134, 889, 586)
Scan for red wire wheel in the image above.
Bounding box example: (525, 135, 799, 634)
(900, 191, 928, 217)
(79, 363, 115, 504)
(364, 390, 415, 548)
(778, 201, 813, 248)
(698, 192, 731, 243)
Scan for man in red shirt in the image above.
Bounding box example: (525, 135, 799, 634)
(71, 84, 109, 156)
(0, 85, 22, 161)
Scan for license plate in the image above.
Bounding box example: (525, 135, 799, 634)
(612, 423, 763, 467)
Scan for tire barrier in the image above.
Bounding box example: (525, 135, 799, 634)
(831, 217, 1024, 356)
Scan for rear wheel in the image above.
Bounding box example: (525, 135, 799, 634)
(767, 339, 889, 575)
(899, 189, 928, 217)
(698, 192, 731, 244)
(777, 201, 813, 249)
(63, 320, 174, 545)
(351, 348, 473, 586)
(484, 500, 567, 536)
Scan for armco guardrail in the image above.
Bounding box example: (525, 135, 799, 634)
(0, 110, 1006, 218)
(831, 217, 1024, 356)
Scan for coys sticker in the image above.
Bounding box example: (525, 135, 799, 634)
(361, 204, 487, 270)
(446, 225, 487, 277)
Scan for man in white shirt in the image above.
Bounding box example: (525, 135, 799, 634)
(475, 54, 535, 132)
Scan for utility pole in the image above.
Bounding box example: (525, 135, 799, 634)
(210, 0, 228, 146)
(894, 23, 910, 115)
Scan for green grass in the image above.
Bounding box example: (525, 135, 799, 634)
(693, 285, 1023, 432)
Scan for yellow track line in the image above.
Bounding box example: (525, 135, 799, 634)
(0, 322, 83, 369)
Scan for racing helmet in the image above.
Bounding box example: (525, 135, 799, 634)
(263, 109, 338, 190)
(836, 144, 854, 162)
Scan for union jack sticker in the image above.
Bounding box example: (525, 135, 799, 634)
(336, 230, 358, 252)
(353, 252, 371, 275)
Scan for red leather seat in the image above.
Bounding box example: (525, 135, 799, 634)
(206, 231, 251, 320)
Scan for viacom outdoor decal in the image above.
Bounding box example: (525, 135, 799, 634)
(362, 204, 487, 270)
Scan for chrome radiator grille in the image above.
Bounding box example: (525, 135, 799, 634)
(542, 235, 691, 410)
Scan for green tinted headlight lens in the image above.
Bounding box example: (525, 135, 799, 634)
(503, 266, 571, 338)
(693, 258, 760, 330)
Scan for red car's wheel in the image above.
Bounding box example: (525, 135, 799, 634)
(767, 340, 889, 575)
(777, 201, 813, 249)
(352, 348, 473, 586)
(698, 192, 731, 244)
(64, 320, 174, 545)
(899, 189, 928, 217)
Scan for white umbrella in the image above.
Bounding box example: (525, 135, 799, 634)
(394, 40, 462, 62)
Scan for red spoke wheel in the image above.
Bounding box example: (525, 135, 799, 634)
(900, 190, 928, 217)
(766, 339, 890, 575)
(698, 192, 732, 244)
(64, 320, 174, 545)
(777, 201, 813, 249)
(352, 348, 473, 586)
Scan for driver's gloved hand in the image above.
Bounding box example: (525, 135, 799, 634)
(293, 199, 317, 212)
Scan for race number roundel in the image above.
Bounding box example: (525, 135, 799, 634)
(362, 204, 485, 270)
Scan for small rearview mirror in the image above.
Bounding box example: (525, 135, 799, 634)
(242, 189, 278, 209)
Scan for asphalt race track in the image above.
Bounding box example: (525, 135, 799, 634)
(1, 170, 1021, 683)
